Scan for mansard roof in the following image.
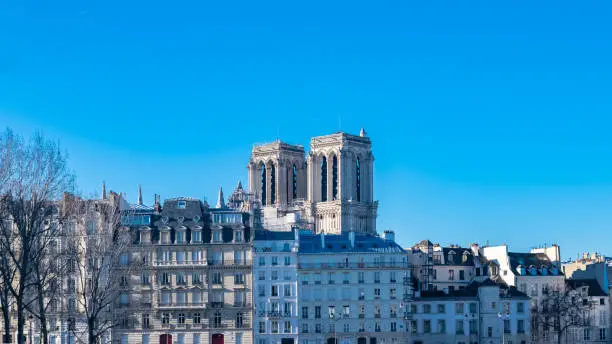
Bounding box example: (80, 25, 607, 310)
(567, 278, 608, 297)
(508, 252, 561, 276)
(298, 231, 405, 254)
(254, 229, 296, 241)
(161, 198, 204, 219)
(419, 279, 529, 300)
(440, 247, 475, 266)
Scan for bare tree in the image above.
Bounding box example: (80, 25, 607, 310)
(533, 286, 594, 344)
(62, 193, 136, 344)
(0, 128, 75, 344)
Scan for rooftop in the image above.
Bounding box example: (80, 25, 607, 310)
(299, 231, 404, 254)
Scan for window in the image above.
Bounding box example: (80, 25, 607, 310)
(178, 313, 185, 324)
(142, 314, 150, 329)
(272, 256, 279, 266)
(423, 304, 431, 313)
(284, 256, 291, 266)
(331, 155, 338, 200)
(259, 321, 265, 333)
(192, 273, 201, 284)
(271, 320, 279, 333)
(258, 271, 265, 280)
(437, 304, 445, 313)
(259, 257, 265, 266)
(315, 306, 321, 318)
(258, 285, 265, 297)
(518, 320, 525, 333)
(284, 321, 291, 333)
(176, 272, 186, 285)
(356, 158, 361, 201)
(358, 272, 365, 283)
(193, 334, 200, 344)
(374, 288, 381, 299)
(192, 231, 201, 243)
(141, 272, 150, 285)
(456, 320, 464, 334)
(315, 324, 322, 333)
(600, 328, 607, 341)
(235, 272, 244, 284)
(142, 334, 149, 344)
(292, 164, 297, 199)
(214, 312, 222, 328)
(470, 320, 478, 334)
(321, 157, 327, 202)
(284, 285, 291, 297)
(302, 323, 309, 333)
(423, 320, 431, 333)
(177, 201, 186, 209)
(235, 230, 243, 242)
(162, 313, 170, 324)
(456, 302, 464, 314)
(517, 302, 525, 313)
(374, 272, 381, 283)
(176, 231, 185, 244)
(488, 326, 493, 337)
(193, 312, 201, 324)
(584, 328, 591, 341)
(271, 285, 279, 297)
(438, 319, 446, 334)
(449, 269, 455, 280)
(390, 288, 396, 299)
(469, 302, 477, 314)
(271, 271, 278, 280)
(601, 298, 606, 305)
(459, 270, 465, 280)
(120, 253, 129, 266)
(212, 272, 222, 285)
(270, 164, 276, 204)
(212, 231, 222, 243)
(236, 312, 244, 328)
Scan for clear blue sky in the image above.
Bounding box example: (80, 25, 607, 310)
(1, 1, 611, 258)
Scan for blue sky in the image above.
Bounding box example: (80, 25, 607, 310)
(1, 1, 611, 258)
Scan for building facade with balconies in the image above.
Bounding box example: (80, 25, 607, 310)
(253, 229, 299, 344)
(114, 196, 253, 344)
(297, 230, 410, 344)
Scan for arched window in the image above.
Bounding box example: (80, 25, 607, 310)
(332, 155, 338, 200)
(270, 164, 276, 204)
(356, 158, 361, 202)
(260, 163, 267, 206)
(292, 164, 297, 200)
(321, 157, 328, 202)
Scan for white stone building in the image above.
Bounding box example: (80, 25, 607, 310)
(297, 230, 410, 344)
(253, 229, 299, 344)
(247, 130, 378, 235)
(409, 279, 531, 344)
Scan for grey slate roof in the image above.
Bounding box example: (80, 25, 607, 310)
(567, 279, 608, 297)
(254, 229, 296, 241)
(299, 232, 405, 254)
(508, 252, 561, 276)
(440, 247, 474, 266)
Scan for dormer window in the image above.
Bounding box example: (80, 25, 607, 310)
(161, 231, 170, 244)
(139, 229, 151, 244)
(462, 251, 469, 264)
(178, 201, 186, 209)
(447, 251, 456, 265)
(175, 231, 185, 244)
(234, 230, 243, 242)
(213, 231, 222, 243)
(191, 231, 202, 243)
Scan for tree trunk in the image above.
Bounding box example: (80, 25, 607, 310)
(36, 284, 49, 344)
(16, 298, 24, 344)
(88, 318, 97, 344)
(2, 304, 11, 344)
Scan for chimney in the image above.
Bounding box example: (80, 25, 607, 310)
(137, 184, 143, 205)
(154, 194, 162, 213)
(383, 229, 395, 242)
(349, 231, 356, 248)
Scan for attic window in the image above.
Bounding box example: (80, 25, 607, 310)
(178, 201, 186, 209)
(327, 245, 332, 249)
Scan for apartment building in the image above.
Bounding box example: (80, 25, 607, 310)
(409, 279, 530, 344)
(114, 196, 253, 344)
(253, 229, 299, 344)
(297, 230, 410, 344)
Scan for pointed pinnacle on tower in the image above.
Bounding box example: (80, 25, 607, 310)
(216, 186, 225, 208)
(102, 181, 107, 200)
(138, 184, 143, 205)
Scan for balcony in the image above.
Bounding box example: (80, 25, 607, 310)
(298, 262, 409, 270)
(209, 302, 225, 309)
(267, 311, 282, 318)
(157, 302, 206, 309)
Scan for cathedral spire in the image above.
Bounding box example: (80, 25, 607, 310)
(102, 181, 107, 200)
(359, 127, 367, 137)
(137, 184, 143, 205)
(216, 186, 225, 208)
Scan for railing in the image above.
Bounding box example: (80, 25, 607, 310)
(155, 259, 252, 267)
(158, 302, 206, 309)
(209, 302, 225, 308)
(298, 262, 409, 269)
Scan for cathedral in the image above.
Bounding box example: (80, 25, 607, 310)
(244, 129, 378, 234)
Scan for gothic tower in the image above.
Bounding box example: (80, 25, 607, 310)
(306, 129, 378, 234)
(248, 141, 307, 210)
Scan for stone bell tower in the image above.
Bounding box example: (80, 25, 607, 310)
(247, 140, 307, 210)
(306, 129, 378, 234)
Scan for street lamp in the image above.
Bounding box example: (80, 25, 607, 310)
(498, 312, 509, 344)
(28, 315, 34, 344)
